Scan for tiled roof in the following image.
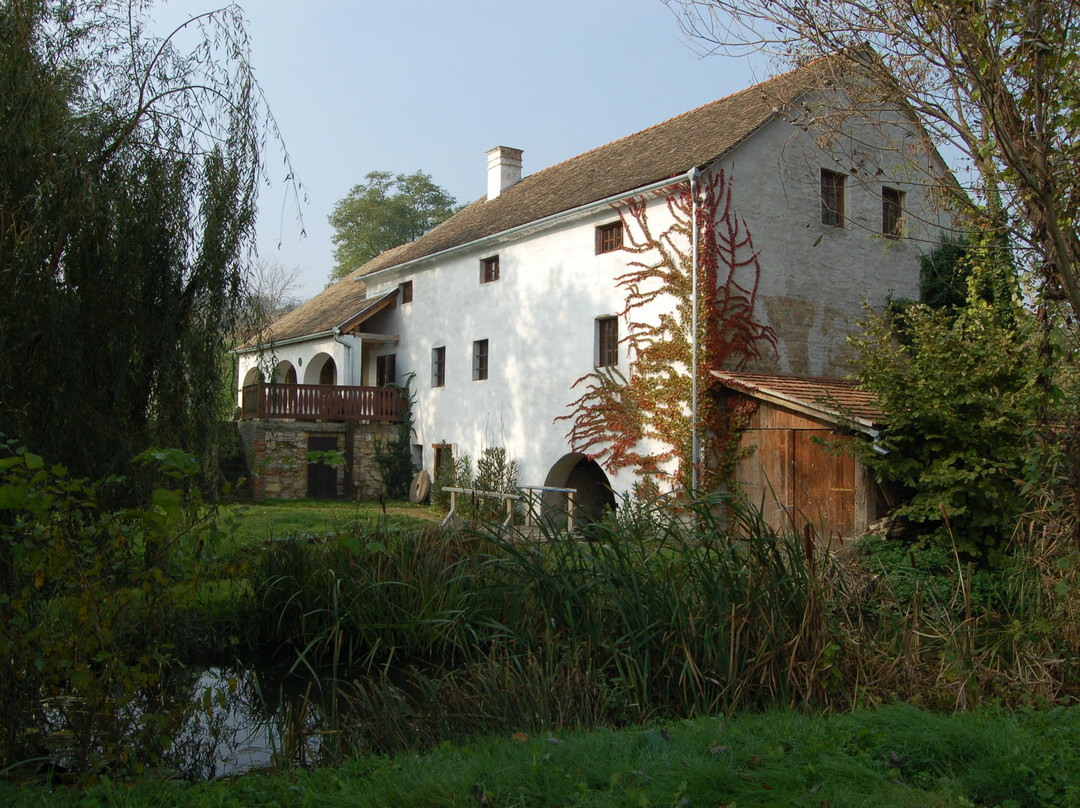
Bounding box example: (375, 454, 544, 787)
(238, 245, 413, 348)
(357, 58, 836, 278)
(254, 58, 838, 346)
(712, 371, 883, 429)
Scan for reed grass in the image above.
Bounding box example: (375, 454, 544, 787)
(240, 491, 1080, 760)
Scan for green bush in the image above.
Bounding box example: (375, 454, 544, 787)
(850, 241, 1039, 562)
(0, 443, 220, 778)
(374, 376, 418, 499)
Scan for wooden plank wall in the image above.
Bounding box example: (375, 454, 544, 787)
(730, 393, 871, 541)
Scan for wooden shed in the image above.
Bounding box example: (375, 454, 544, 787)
(712, 371, 886, 541)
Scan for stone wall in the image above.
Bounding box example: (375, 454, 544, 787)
(237, 419, 399, 500)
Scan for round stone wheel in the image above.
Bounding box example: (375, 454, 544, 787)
(410, 469, 431, 504)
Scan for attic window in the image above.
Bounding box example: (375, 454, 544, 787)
(481, 255, 500, 284)
(596, 222, 623, 254)
(399, 280, 413, 303)
(820, 169, 845, 227)
(882, 187, 904, 240)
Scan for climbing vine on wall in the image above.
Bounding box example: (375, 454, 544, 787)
(560, 169, 776, 493)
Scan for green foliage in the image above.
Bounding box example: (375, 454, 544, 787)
(0, 441, 219, 778)
(0, 1, 279, 486)
(851, 241, 1038, 561)
(328, 171, 459, 281)
(919, 236, 971, 309)
(431, 446, 520, 520)
(373, 375, 418, 499)
(9, 704, 1080, 806)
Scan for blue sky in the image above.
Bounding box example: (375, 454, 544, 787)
(155, 1, 767, 300)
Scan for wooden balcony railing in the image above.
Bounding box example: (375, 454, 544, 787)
(241, 383, 403, 422)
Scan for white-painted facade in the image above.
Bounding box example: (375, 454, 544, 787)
(238, 91, 950, 498)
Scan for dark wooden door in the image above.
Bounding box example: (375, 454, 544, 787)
(307, 435, 339, 500)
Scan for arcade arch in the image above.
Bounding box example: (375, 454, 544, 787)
(304, 353, 336, 386)
(542, 453, 616, 527)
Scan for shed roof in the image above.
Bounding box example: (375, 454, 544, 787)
(711, 371, 883, 432)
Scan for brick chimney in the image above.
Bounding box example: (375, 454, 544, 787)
(486, 146, 523, 200)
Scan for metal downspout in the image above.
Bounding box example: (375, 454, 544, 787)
(332, 327, 353, 386)
(689, 167, 700, 494)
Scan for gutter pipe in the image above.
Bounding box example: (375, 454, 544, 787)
(688, 166, 700, 495)
(332, 326, 353, 386)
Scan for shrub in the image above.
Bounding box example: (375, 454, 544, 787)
(374, 375, 418, 499)
(850, 240, 1039, 562)
(0, 443, 219, 777)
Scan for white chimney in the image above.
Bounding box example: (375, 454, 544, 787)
(486, 146, 523, 200)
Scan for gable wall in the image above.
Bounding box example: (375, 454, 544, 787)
(294, 108, 948, 497)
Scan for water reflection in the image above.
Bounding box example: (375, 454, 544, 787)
(166, 664, 324, 779)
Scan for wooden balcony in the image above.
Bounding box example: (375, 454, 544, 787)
(241, 383, 403, 422)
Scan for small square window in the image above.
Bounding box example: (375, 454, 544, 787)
(399, 280, 413, 303)
(431, 346, 445, 388)
(481, 255, 500, 284)
(597, 222, 624, 254)
(882, 187, 904, 240)
(820, 169, 845, 227)
(472, 339, 489, 381)
(596, 316, 618, 368)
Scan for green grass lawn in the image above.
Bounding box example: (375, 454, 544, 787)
(215, 498, 439, 549)
(6, 702, 1078, 807)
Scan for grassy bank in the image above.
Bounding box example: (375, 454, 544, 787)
(6, 702, 1079, 807)
(3, 453, 1079, 783)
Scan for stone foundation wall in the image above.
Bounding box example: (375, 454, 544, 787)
(237, 419, 398, 500)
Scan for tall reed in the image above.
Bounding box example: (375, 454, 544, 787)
(245, 492, 1080, 758)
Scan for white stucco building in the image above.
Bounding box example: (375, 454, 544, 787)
(236, 58, 951, 508)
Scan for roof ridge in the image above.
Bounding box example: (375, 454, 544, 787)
(511, 60, 819, 190)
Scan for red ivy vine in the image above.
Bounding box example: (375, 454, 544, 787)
(559, 168, 776, 492)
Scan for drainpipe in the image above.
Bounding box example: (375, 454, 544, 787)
(332, 327, 352, 386)
(688, 167, 700, 495)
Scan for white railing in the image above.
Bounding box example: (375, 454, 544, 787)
(440, 485, 578, 534)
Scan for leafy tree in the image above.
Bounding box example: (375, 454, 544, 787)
(919, 237, 971, 311)
(0, 0, 288, 485)
(561, 170, 776, 493)
(668, 0, 1080, 324)
(328, 170, 459, 281)
(849, 237, 1038, 561)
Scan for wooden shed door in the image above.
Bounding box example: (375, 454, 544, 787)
(307, 435, 339, 500)
(793, 430, 855, 540)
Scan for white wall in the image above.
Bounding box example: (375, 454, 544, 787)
(255, 110, 949, 494)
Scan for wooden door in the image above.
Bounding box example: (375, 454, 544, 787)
(793, 430, 855, 540)
(307, 435, 339, 500)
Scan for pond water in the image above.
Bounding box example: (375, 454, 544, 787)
(162, 664, 327, 779)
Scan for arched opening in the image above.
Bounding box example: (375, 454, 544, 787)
(272, 360, 297, 385)
(242, 367, 264, 387)
(303, 353, 336, 386)
(319, 358, 336, 386)
(542, 453, 616, 528)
